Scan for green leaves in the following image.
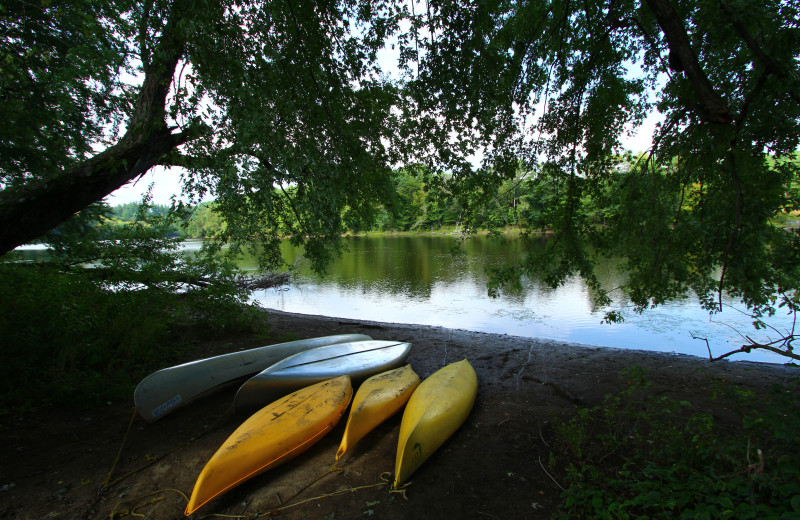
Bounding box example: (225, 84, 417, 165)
(0, 0, 135, 181)
(553, 373, 800, 519)
(168, 0, 407, 273)
(406, 0, 800, 340)
(2, 0, 799, 353)
(0, 199, 266, 412)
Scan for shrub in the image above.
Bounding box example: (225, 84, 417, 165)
(0, 203, 268, 413)
(553, 368, 800, 519)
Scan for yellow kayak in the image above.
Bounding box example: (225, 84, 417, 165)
(392, 359, 477, 489)
(184, 375, 353, 515)
(335, 364, 420, 461)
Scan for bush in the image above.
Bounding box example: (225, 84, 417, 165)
(0, 261, 266, 414)
(552, 368, 800, 519)
(0, 203, 268, 414)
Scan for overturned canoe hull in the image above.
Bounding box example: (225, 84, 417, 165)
(336, 364, 420, 461)
(234, 340, 412, 414)
(184, 375, 353, 515)
(393, 359, 478, 488)
(134, 334, 370, 422)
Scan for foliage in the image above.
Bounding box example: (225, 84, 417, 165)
(108, 200, 228, 238)
(0, 0, 135, 181)
(408, 0, 800, 334)
(110, 202, 173, 222)
(552, 369, 800, 519)
(0, 0, 415, 264)
(0, 203, 268, 413)
(2, 0, 800, 360)
(181, 202, 227, 238)
(375, 165, 464, 231)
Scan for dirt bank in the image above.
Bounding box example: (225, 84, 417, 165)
(1, 310, 796, 519)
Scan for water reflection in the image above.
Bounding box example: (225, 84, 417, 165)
(14, 236, 793, 364)
(249, 235, 793, 364)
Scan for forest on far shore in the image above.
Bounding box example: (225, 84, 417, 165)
(109, 164, 539, 238)
(110, 159, 800, 241)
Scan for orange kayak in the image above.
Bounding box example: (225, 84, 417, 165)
(185, 375, 353, 515)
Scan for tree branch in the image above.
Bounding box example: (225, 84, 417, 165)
(643, 0, 731, 124)
(139, 0, 154, 72)
(717, 71, 769, 309)
(716, 150, 743, 310)
(693, 332, 800, 362)
(0, 0, 196, 255)
(719, 0, 800, 107)
(0, 127, 193, 255)
(157, 141, 245, 170)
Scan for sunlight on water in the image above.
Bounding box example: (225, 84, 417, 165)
(248, 235, 794, 364)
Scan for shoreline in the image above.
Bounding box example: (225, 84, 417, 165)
(262, 307, 797, 371)
(1, 307, 797, 519)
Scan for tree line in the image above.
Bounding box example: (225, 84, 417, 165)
(105, 166, 541, 237)
(110, 155, 800, 240)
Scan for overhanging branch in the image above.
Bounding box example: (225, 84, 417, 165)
(0, 126, 194, 255)
(719, 0, 800, 107)
(643, 0, 731, 124)
(692, 332, 800, 362)
(0, 0, 195, 255)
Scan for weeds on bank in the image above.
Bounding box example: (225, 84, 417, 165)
(0, 262, 268, 414)
(0, 204, 270, 414)
(552, 368, 800, 519)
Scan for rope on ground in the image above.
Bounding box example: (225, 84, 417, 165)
(381, 471, 411, 500)
(102, 406, 138, 491)
(103, 405, 234, 490)
(256, 481, 388, 517)
(515, 343, 536, 391)
(109, 488, 188, 519)
(269, 460, 345, 509)
(104, 416, 392, 517)
(195, 470, 391, 519)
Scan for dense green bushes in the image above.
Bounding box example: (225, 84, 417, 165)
(0, 205, 268, 414)
(0, 262, 266, 413)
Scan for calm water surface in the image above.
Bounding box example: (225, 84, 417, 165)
(223, 235, 795, 364)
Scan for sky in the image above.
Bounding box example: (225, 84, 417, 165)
(103, 113, 661, 207)
(105, 166, 186, 206)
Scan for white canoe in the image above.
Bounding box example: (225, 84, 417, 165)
(234, 340, 412, 414)
(134, 334, 371, 422)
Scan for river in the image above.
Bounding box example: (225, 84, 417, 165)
(18, 235, 792, 364)
(217, 235, 795, 364)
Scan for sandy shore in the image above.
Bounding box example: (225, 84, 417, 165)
(1, 309, 797, 519)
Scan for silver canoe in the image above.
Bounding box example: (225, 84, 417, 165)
(234, 340, 412, 414)
(134, 334, 372, 422)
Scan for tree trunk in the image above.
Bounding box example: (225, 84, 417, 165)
(643, 0, 731, 124)
(0, 0, 194, 256)
(0, 127, 191, 255)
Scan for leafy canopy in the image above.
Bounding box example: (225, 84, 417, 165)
(2, 0, 800, 334)
(0, 0, 418, 265)
(406, 0, 800, 324)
